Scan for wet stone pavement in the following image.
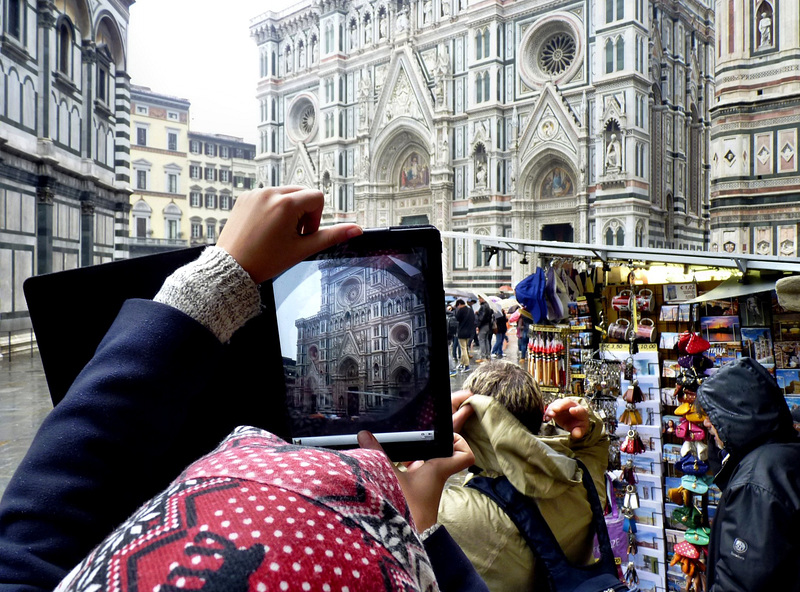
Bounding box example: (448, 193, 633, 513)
(0, 337, 522, 499)
(0, 351, 53, 498)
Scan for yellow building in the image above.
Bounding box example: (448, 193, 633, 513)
(186, 132, 257, 247)
(129, 85, 191, 256)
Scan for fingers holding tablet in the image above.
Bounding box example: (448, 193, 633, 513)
(217, 185, 362, 284)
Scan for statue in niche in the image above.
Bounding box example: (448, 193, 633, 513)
(442, 0, 450, 17)
(350, 24, 358, 49)
(439, 131, 449, 164)
(396, 7, 409, 32)
(379, 13, 387, 38)
(475, 160, 487, 188)
(298, 44, 305, 68)
(758, 11, 772, 48)
(365, 18, 373, 44)
(423, 0, 433, 25)
(359, 72, 371, 126)
(285, 47, 293, 72)
(605, 134, 621, 170)
(362, 147, 370, 176)
(311, 39, 318, 63)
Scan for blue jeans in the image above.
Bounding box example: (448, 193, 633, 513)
(518, 330, 529, 359)
(450, 337, 461, 361)
(492, 332, 507, 357)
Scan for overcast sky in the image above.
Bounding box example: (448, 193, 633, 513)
(128, 0, 293, 144)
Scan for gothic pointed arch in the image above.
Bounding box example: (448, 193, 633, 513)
(517, 84, 580, 167)
(371, 48, 435, 138)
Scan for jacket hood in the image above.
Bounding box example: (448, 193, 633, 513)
(696, 358, 796, 460)
(461, 395, 583, 499)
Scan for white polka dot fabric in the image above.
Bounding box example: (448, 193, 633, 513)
(55, 427, 438, 592)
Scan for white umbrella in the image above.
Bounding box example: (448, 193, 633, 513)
(476, 292, 503, 315)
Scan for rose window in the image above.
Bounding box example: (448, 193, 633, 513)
(539, 33, 576, 76)
(518, 13, 584, 88)
(299, 105, 316, 135)
(391, 324, 411, 345)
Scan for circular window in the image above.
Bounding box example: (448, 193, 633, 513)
(519, 13, 583, 88)
(287, 95, 318, 143)
(539, 33, 576, 76)
(338, 277, 362, 306)
(391, 324, 411, 345)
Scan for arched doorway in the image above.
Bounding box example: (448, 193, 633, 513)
(339, 358, 360, 417)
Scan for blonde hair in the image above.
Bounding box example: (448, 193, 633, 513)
(463, 360, 545, 434)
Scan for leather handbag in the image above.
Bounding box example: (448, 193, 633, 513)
(676, 418, 706, 441)
(676, 453, 709, 476)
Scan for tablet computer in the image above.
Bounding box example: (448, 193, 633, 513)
(271, 225, 453, 461)
(25, 225, 452, 462)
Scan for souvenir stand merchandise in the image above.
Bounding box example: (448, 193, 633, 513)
(493, 236, 800, 592)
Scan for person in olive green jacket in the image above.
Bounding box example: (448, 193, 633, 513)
(440, 360, 610, 591)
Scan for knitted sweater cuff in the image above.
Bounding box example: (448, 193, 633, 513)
(154, 246, 262, 343)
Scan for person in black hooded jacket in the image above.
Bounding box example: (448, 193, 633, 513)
(695, 357, 800, 592)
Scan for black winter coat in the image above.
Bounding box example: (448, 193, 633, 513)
(696, 358, 800, 592)
(455, 305, 476, 339)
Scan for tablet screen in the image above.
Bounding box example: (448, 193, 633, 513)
(271, 227, 452, 460)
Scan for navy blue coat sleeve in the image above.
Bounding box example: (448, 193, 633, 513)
(0, 300, 227, 591)
(425, 526, 490, 592)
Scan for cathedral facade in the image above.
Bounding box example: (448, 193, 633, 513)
(251, 0, 714, 291)
(292, 258, 429, 418)
(710, 0, 800, 257)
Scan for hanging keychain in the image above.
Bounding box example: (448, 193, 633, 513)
(624, 561, 639, 587)
(623, 483, 640, 510)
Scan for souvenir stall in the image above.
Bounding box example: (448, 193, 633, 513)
(471, 235, 800, 592)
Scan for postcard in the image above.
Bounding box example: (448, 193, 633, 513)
(740, 326, 775, 368)
(701, 315, 741, 344)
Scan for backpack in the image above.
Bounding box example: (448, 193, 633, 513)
(447, 314, 458, 338)
(466, 459, 631, 592)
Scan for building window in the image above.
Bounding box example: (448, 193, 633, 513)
(136, 170, 147, 190)
(206, 222, 216, 240)
(221, 146, 230, 158)
(166, 219, 179, 240)
(205, 193, 217, 209)
(168, 111, 179, 120)
(616, 37, 625, 70)
(190, 192, 202, 207)
(205, 143, 216, 156)
(167, 173, 178, 193)
(476, 71, 490, 103)
(190, 140, 201, 153)
(191, 222, 203, 239)
(58, 21, 72, 75)
(220, 194, 231, 210)
(136, 127, 147, 147)
(220, 169, 230, 183)
(189, 165, 201, 179)
(205, 167, 215, 181)
(96, 65, 109, 104)
(168, 132, 178, 152)
(136, 105, 148, 115)
(6, 0, 22, 39)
